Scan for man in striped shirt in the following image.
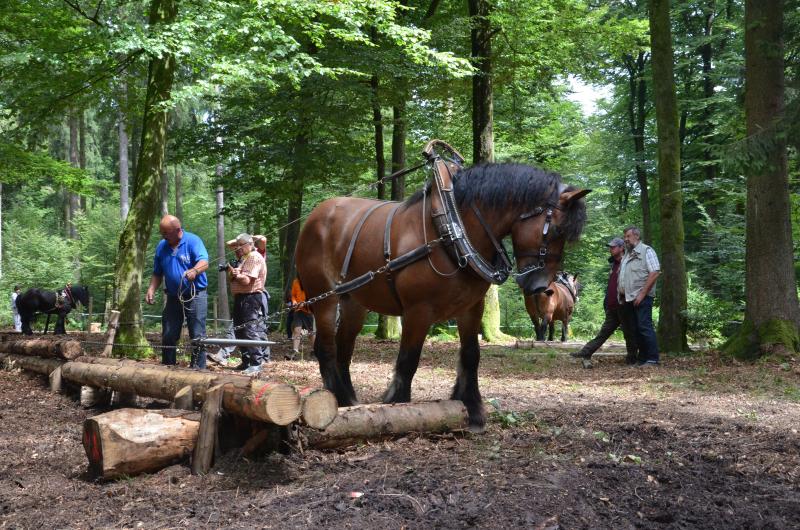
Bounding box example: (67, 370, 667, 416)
(619, 226, 661, 366)
(227, 233, 269, 375)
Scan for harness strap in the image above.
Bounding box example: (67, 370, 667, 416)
(339, 201, 394, 283)
(470, 204, 513, 274)
(555, 274, 577, 303)
(383, 203, 405, 309)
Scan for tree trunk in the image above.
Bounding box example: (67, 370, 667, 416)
(301, 400, 468, 449)
(174, 164, 183, 222)
(649, 0, 689, 353)
(83, 408, 200, 479)
(160, 167, 169, 217)
(79, 110, 87, 211)
(68, 111, 80, 239)
(469, 0, 509, 343)
(627, 52, 652, 244)
(215, 182, 230, 321)
(118, 102, 130, 221)
(113, 0, 177, 355)
(724, 0, 799, 357)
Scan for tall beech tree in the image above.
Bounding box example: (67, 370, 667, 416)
(113, 0, 177, 352)
(649, 0, 688, 352)
(724, 0, 800, 356)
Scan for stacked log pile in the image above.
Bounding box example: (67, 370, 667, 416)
(1, 336, 470, 479)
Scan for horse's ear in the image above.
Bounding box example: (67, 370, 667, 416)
(560, 188, 591, 205)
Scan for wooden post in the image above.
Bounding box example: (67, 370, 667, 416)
(192, 383, 225, 475)
(86, 297, 93, 332)
(172, 385, 194, 410)
(102, 310, 120, 357)
(80, 385, 110, 408)
(212, 297, 218, 335)
(49, 366, 63, 393)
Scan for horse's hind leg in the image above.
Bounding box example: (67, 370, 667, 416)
(452, 299, 486, 432)
(312, 296, 355, 406)
(335, 296, 368, 404)
(548, 320, 555, 342)
(383, 307, 431, 405)
(55, 313, 67, 335)
(561, 320, 568, 342)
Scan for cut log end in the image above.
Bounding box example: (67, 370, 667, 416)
(299, 387, 338, 430)
(245, 381, 301, 426)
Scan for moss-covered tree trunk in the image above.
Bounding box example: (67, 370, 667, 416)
(649, 0, 688, 353)
(469, 0, 511, 343)
(113, 0, 177, 355)
(724, 0, 800, 358)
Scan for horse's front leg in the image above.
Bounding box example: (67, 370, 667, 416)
(561, 320, 568, 342)
(335, 296, 368, 404)
(54, 312, 67, 335)
(383, 308, 432, 404)
(452, 298, 487, 432)
(21, 313, 33, 335)
(312, 296, 355, 406)
(44, 314, 52, 334)
(548, 320, 555, 342)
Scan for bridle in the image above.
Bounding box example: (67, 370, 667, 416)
(512, 199, 564, 281)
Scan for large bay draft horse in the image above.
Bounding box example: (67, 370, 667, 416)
(16, 284, 90, 335)
(295, 141, 589, 431)
(524, 272, 581, 342)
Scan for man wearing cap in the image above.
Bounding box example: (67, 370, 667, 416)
(226, 233, 269, 375)
(146, 215, 210, 368)
(619, 225, 661, 366)
(570, 237, 638, 364)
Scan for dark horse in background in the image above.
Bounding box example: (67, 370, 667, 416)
(15, 285, 90, 335)
(524, 272, 581, 342)
(295, 161, 589, 431)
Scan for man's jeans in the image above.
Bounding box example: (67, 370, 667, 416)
(576, 306, 638, 361)
(162, 289, 208, 368)
(626, 296, 659, 363)
(233, 293, 268, 367)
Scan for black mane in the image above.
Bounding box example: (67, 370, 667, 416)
(405, 162, 587, 242)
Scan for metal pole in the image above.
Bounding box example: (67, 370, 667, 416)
(194, 337, 275, 348)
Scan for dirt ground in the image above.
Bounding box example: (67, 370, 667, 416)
(1, 334, 799, 529)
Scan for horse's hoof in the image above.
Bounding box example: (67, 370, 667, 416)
(467, 423, 486, 434)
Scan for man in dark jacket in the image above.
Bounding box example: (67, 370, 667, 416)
(570, 238, 638, 366)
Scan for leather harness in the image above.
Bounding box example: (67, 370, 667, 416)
(333, 139, 562, 305)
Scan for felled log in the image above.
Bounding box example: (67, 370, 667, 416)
(61, 359, 301, 425)
(302, 400, 469, 449)
(0, 338, 82, 359)
(83, 408, 200, 479)
(298, 387, 338, 430)
(0, 353, 63, 375)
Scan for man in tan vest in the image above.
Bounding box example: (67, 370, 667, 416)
(618, 226, 661, 366)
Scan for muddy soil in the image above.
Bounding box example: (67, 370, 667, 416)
(1, 334, 799, 529)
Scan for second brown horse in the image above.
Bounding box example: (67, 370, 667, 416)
(295, 162, 589, 431)
(524, 272, 580, 342)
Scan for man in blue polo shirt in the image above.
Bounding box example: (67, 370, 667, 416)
(146, 215, 210, 368)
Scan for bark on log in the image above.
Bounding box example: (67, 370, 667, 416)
(298, 387, 338, 430)
(60, 359, 300, 424)
(303, 400, 469, 449)
(0, 338, 82, 359)
(83, 408, 200, 479)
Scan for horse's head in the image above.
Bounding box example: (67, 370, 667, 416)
(512, 187, 590, 296)
(71, 285, 90, 307)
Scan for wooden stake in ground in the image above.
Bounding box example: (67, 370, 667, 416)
(172, 385, 194, 410)
(83, 408, 200, 479)
(49, 366, 63, 393)
(101, 310, 120, 357)
(302, 400, 469, 449)
(192, 384, 224, 475)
